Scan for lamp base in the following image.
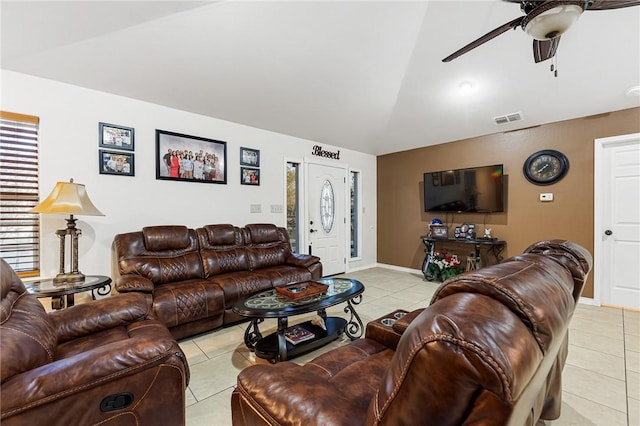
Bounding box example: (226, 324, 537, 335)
(53, 272, 85, 283)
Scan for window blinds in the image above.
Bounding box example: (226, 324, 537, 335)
(0, 111, 40, 275)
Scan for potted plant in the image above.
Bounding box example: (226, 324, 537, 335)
(427, 249, 464, 282)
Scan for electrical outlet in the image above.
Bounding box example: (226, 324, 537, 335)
(540, 193, 554, 202)
(270, 204, 283, 213)
(250, 204, 262, 213)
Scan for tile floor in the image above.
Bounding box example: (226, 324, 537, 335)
(178, 267, 640, 426)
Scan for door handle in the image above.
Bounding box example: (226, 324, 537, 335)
(605, 230, 613, 236)
(310, 229, 317, 233)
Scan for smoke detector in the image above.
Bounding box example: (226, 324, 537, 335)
(493, 111, 523, 125)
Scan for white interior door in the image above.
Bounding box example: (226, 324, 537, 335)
(307, 162, 347, 276)
(595, 133, 640, 309)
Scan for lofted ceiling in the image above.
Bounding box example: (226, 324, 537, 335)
(1, 0, 639, 156)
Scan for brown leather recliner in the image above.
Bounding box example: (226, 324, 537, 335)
(0, 259, 190, 426)
(231, 240, 593, 426)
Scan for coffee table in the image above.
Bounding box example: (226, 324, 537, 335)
(233, 277, 364, 363)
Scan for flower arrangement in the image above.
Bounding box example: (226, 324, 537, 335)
(426, 249, 464, 282)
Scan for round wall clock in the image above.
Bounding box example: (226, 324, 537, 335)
(523, 149, 569, 185)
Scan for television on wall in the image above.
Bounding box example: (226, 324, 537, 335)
(423, 164, 504, 213)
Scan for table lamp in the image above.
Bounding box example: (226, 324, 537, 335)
(30, 178, 104, 283)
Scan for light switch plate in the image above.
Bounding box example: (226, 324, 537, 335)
(540, 193, 553, 202)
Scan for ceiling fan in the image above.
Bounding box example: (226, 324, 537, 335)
(442, 0, 640, 65)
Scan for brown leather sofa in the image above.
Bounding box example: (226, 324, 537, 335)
(114, 223, 322, 339)
(0, 258, 189, 426)
(231, 240, 592, 426)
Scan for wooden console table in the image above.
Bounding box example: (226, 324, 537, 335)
(420, 236, 506, 280)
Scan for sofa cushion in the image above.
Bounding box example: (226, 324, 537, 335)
(243, 223, 280, 244)
(1, 261, 57, 383)
(430, 253, 575, 354)
(525, 239, 592, 301)
(246, 247, 289, 271)
(201, 224, 241, 246)
(116, 227, 203, 285)
(127, 254, 204, 285)
(235, 339, 393, 425)
(152, 279, 224, 328)
(143, 226, 191, 251)
(243, 224, 293, 271)
(197, 225, 249, 277)
(208, 272, 272, 308)
(202, 248, 250, 276)
(252, 265, 313, 287)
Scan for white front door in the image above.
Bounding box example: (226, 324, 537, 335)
(307, 162, 347, 276)
(595, 133, 640, 309)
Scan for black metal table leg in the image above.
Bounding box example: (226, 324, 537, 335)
(276, 317, 288, 363)
(243, 318, 264, 350)
(344, 295, 364, 340)
(91, 283, 112, 300)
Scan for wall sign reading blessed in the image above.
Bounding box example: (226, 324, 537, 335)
(312, 145, 340, 160)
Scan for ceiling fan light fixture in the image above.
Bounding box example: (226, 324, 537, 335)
(459, 81, 474, 93)
(524, 4, 583, 40)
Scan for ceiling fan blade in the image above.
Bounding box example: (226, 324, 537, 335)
(533, 37, 560, 63)
(442, 16, 524, 62)
(585, 0, 640, 10)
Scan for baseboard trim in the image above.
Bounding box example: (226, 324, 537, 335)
(375, 263, 423, 275)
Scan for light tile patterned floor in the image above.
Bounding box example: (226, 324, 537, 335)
(178, 267, 639, 426)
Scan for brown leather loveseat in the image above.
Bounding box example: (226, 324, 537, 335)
(114, 223, 322, 339)
(0, 258, 189, 426)
(231, 240, 592, 426)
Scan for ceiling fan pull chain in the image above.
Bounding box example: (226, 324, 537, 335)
(550, 54, 558, 78)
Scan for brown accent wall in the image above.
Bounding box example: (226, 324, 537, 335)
(377, 107, 640, 298)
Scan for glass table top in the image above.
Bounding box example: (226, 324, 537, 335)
(234, 277, 364, 318)
(24, 275, 111, 296)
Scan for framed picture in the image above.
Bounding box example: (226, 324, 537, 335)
(241, 167, 260, 186)
(99, 150, 134, 176)
(429, 224, 448, 238)
(99, 122, 134, 151)
(156, 130, 227, 184)
(240, 147, 260, 167)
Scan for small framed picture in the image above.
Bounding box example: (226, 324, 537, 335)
(241, 167, 260, 186)
(99, 122, 134, 151)
(240, 147, 260, 167)
(430, 225, 448, 238)
(99, 150, 134, 176)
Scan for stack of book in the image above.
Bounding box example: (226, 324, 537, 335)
(284, 324, 315, 345)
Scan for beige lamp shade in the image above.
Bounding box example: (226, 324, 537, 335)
(30, 179, 104, 216)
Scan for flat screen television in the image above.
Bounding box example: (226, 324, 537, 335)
(423, 164, 504, 213)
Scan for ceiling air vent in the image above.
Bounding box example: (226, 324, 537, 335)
(493, 111, 523, 125)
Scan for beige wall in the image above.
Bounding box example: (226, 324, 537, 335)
(377, 107, 640, 298)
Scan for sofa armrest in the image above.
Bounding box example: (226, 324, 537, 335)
(285, 253, 321, 269)
(115, 274, 155, 293)
(392, 308, 424, 334)
(0, 322, 187, 418)
(50, 292, 151, 343)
